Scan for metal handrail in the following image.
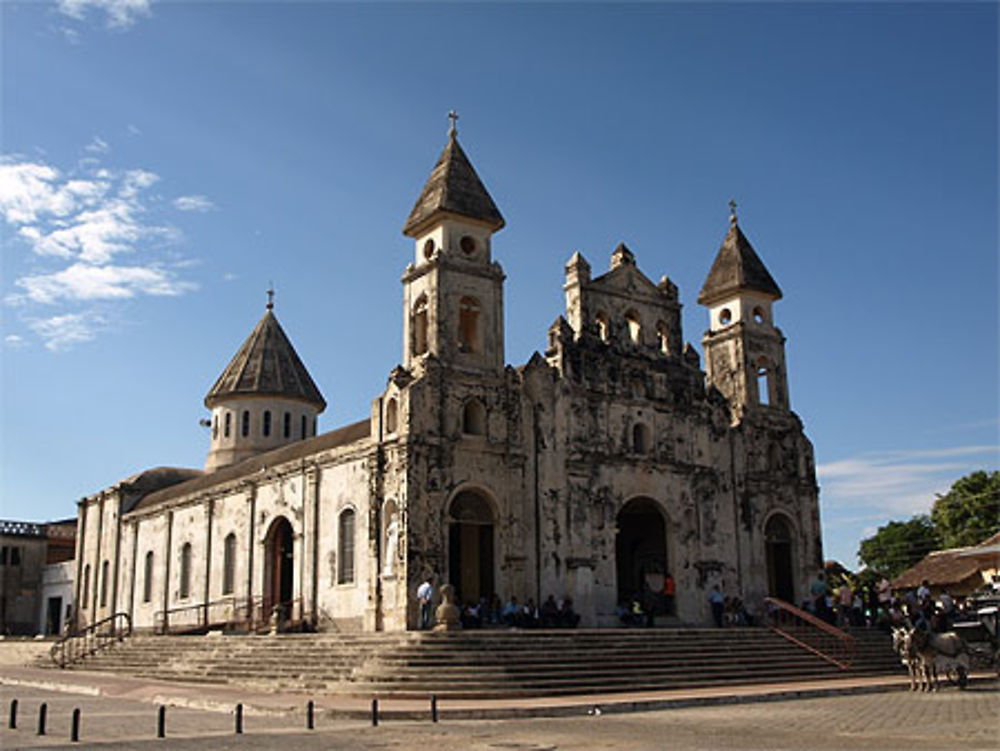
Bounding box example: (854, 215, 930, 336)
(50, 612, 132, 669)
(764, 596, 856, 670)
(155, 595, 305, 635)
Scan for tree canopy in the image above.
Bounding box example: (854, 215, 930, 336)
(856, 469, 999, 578)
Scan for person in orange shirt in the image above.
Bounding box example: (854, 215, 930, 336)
(663, 572, 676, 616)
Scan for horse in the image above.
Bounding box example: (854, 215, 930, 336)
(892, 625, 931, 691)
(911, 628, 970, 689)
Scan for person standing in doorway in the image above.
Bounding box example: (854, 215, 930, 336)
(417, 575, 435, 630)
(709, 584, 725, 627)
(663, 572, 676, 616)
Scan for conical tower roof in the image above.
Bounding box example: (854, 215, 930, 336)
(698, 216, 782, 305)
(205, 303, 325, 410)
(403, 126, 505, 237)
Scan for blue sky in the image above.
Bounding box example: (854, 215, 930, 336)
(2, 1, 997, 568)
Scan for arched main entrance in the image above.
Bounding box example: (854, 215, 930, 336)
(264, 516, 294, 620)
(765, 514, 795, 603)
(447, 490, 495, 605)
(616, 498, 668, 613)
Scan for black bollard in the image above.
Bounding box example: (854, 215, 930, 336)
(71, 708, 80, 742)
(157, 705, 166, 738)
(306, 700, 314, 730)
(371, 698, 378, 727)
(37, 703, 47, 736)
(8, 699, 16, 729)
(234, 703, 243, 734)
(430, 694, 438, 723)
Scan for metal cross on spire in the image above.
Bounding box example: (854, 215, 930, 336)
(448, 109, 459, 137)
(728, 199, 738, 225)
(266, 282, 275, 310)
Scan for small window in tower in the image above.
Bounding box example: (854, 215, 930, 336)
(224, 412, 231, 438)
(656, 321, 670, 355)
(263, 410, 271, 437)
(423, 238, 435, 261)
(301, 414, 307, 440)
(386, 398, 398, 434)
(212, 415, 218, 440)
(460, 235, 476, 255)
(595, 311, 610, 342)
(757, 362, 771, 406)
(412, 296, 428, 356)
(458, 297, 480, 353)
(625, 310, 641, 344)
(462, 399, 486, 436)
(283, 411, 291, 439)
(753, 306, 766, 324)
(719, 308, 732, 326)
(633, 423, 651, 454)
(241, 410, 249, 437)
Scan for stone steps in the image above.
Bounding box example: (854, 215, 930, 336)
(46, 627, 905, 699)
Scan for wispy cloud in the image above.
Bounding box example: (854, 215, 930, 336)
(28, 312, 107, 351)
(173, 195, 215, 213)
(1, 149, 200, 350)
(85, 136, 109, 155)
(4, 334, 27, 349)
(57, 0, 152, 30)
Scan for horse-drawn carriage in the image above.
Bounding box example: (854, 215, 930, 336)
(953, 600, 1000, 676)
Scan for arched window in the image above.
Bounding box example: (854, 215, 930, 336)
(241, 410, 250, 437)
(283, 411, 291, 439)
(656, 321, 670, 355)
(633, 423, 651, 454)
(595, 311, 610, 342)
(458, 297, 480, 353)
(212, 415, 218, 440)
(625, 310, 641, 344)
(179, 543, 192, 599)
(338, 509, 356, 584)
(82, 564, 90, 608)
(224, 412, 231, 438)
(757, 359, 771, 406)
(412, 296, 428, 356)
(300, 414, 307, 439)
(99, 560, 109, 607)
(222, 533, 237, 595)
(462, 399, 486, 436)
(143, 551, 154, 603)
(263, 410, 271, 437)
(385, 398, 398, 434)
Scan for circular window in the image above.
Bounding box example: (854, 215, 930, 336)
(752, 307, 766, 324)
(460, 235, 476, 255)
(422, 239, 435, 260)
(719, 308, 732, 326)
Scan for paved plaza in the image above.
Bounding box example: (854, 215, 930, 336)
(1, 681, 997, 751)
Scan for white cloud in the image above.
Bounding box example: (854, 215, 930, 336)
(173, 195, 215, 213)
(85, 136, 109, 155)
(57, 0, 152, 30)
(28, 312, 106, 351)
(14, 262, 196, 304)
(4, 334, 26, 349)
(2, 149, 202, 349)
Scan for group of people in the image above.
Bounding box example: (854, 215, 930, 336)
(416, 577, 580, 630)
(617, 572, 677, 627)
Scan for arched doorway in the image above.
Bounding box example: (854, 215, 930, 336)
(765, 514, 795, 603)
(264, 516, 294, 621)
(447, 490, 494, 605)
(616, 498, 668, 613)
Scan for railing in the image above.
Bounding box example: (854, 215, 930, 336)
(50, 612, 132, 669)
(155, 596, 306, 635)
(764, 597, 856, 670)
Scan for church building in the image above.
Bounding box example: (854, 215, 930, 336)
(72, 122, 822, 632)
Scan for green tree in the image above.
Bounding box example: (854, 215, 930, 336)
(930, 470, 1000, 549)
(857, 515, 941, 579)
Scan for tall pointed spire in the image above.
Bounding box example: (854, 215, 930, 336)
(698, 206, 782, 305)
(402, 115, 505, 237)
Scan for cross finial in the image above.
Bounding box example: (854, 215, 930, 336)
(266, 282, 274, 310)
(728, 199, 738, 226)
(448, 110, 459, 137)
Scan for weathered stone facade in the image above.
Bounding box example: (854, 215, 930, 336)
(72, 128, 821, 634)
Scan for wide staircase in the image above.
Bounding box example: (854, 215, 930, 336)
(40, 626, 904, 699)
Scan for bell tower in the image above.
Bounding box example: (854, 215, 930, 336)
(699, 203, 789, 420)
(400, 113, 506, 375)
